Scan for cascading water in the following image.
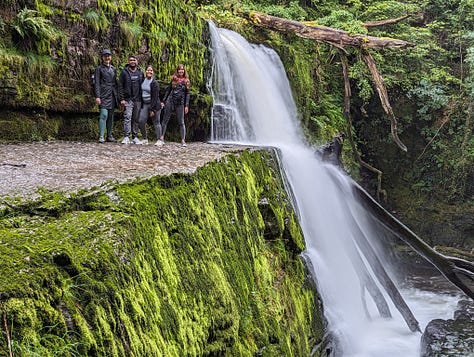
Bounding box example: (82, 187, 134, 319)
(207, 22, 461, 356)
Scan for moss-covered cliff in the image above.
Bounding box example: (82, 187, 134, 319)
(0, 0, 213, 142)
(0, 149, 324, 356)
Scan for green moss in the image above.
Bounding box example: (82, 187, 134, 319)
(0, 149, 324, 356)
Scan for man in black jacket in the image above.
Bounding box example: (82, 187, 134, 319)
(119, 54, 144, 144)
(94, 49, 118, 143)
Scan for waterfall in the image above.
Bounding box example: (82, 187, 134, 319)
(207, 22, 459, 356)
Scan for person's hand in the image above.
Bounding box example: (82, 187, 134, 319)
(184, 106, 189, 114)
(95, 98, 101, 106)
(149, 111, 155, 117)
(121, 100, 126, 108)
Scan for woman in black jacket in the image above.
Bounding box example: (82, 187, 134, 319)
(138, 65, 163, 145)
(161, 64, 190, 146)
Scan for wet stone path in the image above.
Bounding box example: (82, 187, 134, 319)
(0, 141, 249, 199)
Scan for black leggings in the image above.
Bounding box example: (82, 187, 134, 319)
(161, 102, 185, 140)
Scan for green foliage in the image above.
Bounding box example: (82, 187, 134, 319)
(24, 52, 56, 76)
(407, 79, 449, 121)
(196, 3, 249, 30)
(34, 2, 54, 17)
(97, 0, 135, 16)
(350, 58, 373, 101)
(119, 21, 143, 47)
(0, 46, 24, 67)
(318, 10, 367, 34)
(463, 30, 474, 96)
(81, 8, 110, 33)
(11, 8, 60, 54)
(308, 98, 345, 139)
(0, 16, 5, 34)
(260, 1, 309, 22)
(362, 1, 419, 21)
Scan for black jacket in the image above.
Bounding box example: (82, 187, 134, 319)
(163, 79, 190, 107)
(148, 79, 161, 114)
(119, 65, 144, 101)
(94, 64, 118, 110)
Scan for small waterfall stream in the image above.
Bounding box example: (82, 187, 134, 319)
(207, 22, 460, 356)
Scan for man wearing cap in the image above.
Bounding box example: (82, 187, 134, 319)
(118, 54, 144, 144)
(94, 49, 118, 143)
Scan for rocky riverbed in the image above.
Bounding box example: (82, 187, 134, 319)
(0, 141, 250, 199)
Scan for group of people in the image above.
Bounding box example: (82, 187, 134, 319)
(93, 49, 190, 147)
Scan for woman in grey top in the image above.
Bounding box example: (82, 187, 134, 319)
(138, 65, 163, 145)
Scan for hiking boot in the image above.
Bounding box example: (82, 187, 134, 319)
(98, 136, 105, 143)
(141, 139, 148, 145)
(106, 136, 116, 143)
(121, 137, 130, 144)
(132, 137, 141, 145)
(154, 140, 164, 146)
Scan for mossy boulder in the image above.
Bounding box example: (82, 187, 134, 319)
(0, 149, 324, 356)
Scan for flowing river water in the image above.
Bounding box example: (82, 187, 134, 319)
(207, 22, 462, 356)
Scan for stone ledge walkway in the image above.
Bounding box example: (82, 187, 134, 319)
(0, 141, 250, 199)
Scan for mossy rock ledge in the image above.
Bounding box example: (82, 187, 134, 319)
(0, 148, 324, 356)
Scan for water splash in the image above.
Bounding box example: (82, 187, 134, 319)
(207, 21, 459, 356)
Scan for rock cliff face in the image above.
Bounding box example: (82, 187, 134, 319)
(0, 149, 324, 356)
(421, 299, 474, 357)
(0, 0, 207, 111)
(0, 0, 212, 142)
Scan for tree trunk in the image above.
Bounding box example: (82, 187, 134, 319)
(352, 181, 474, 300)
(248, 12, 415, 49)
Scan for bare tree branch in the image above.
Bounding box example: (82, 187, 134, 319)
(359, 50, 408, 152)
(339, 50, 386, 201)
(363, 15, 411, 28)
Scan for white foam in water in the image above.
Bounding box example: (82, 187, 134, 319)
(207, 21, 461, 356)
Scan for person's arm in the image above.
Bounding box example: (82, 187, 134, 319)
(184, 80, 190, 114)
(150, 80, 160, 114)
(118, 70, 126, 105)
(94, 66, 101, 105)
(161, 81, 172, 105)
(138, 70, 145, 99)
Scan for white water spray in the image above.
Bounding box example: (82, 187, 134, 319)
(207, 22, 459, 356)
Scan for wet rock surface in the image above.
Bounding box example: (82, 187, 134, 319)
(0, 141, 250, 199)
(420, 299, 474, 357)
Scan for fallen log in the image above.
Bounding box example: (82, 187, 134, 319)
(248, 12, 415, 49)
(352, 181, 474, 300)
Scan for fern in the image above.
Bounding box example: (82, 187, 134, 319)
(120, 21, 143, 47)
(318, 9, 367, 34)
(82, 8, 110, 32)
(24, 52, 56, 76)
(11, 8, 59, 54)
